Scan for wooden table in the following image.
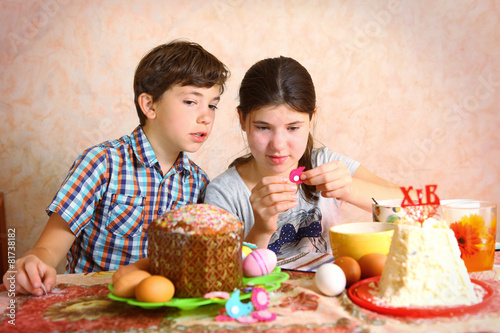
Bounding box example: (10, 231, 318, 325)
(1, 252, 499, 333)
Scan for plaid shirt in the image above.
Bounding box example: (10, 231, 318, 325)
(47, 126, 209, 273)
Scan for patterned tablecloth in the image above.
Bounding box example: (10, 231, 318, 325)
(1, 253, 499, 333)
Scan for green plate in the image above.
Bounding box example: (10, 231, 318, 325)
(108, 267, 289, 310)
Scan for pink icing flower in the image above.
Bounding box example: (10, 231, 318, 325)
(215, 314, 235, 322)
(236, 315, 259, 324)
(251, 287, 269, 310)
(204, 291, 230, 299)
(252, 310, 277, 322)
(289, 166, 305, 184)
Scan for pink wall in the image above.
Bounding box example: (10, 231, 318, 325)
(1, 0, 499, 271)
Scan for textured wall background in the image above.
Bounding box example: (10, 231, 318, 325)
(1, 0, 499, 272)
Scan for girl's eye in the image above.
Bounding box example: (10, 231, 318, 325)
(256, 126, 269, 131)
(209, 104, 218, 111)
(288, 126, 300, 131)
(184, 100, 196, 106)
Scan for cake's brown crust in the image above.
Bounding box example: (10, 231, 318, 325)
(148, 204, 243, 298)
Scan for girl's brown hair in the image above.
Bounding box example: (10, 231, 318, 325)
(231, 56, 319, 203)
(133, 40, 230, 125)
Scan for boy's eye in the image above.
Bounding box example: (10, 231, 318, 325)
(184, 100, 196, 106)
(256, 126, 269, 131)
(288, 126, 300, 131)
(209, 104, 218, 111)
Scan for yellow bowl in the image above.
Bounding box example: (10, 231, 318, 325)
(330, 222, 395, 261)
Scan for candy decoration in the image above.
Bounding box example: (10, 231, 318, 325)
(215, 288, 277, 323)
(204, 291, 230, 300)
(215, 314, 234, 322)
(243, 242, 258, 249)
(225, 289, 254, 318)
(242, 242, 258, 259)
(251, 287, 270, 310)
(242, 245, 253, 260)
(252, 310, 277, 322)
(289, 166, 305, 184)
(236, 315, 259, 324)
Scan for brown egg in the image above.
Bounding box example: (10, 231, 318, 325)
(358, 253, 387, 279)
(112, 258, 151, 284)
(135, 276, 175, 303)
(113, 265, 141, 284)
(113, 270, 151, 298)
(333, 256, 361, 287)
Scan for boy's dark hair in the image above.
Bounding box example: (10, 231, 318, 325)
(133, 40, 230, 125)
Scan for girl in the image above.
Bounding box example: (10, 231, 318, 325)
(204, 56, 402, 258)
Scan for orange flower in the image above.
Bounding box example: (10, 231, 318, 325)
(450, 215, 484, 258)
(485, 217, 497, 252)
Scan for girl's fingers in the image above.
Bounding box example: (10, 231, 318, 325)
(254, 176, 289, 189)
(253, 180, 296, 196)
(301, 161, 342, 179)
(254, 200, 298, 219)
(315, 176, 351, 192)
(264, 192, 298, 206)
(320, 186, 351, 199)
(302, 162, 350, 185)
(250, 175, 300, 224)
(250, 191, 298, 209)
(251, 182, 298, 201)
(299, 161, 353, 200)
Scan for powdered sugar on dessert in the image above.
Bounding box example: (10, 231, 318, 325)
(376, 217, 481, 307)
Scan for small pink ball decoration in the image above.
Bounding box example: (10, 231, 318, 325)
(242, 249, 277, 277)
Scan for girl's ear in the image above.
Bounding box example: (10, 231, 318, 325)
(238, 108, 246, 132)
(138, 93, 156, 120)
(310, 107, 318, 131)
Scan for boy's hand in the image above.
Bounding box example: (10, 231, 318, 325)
(3, 255, 57, 296)
(301, 161, 352, 200)
(249, 176, 298, 235)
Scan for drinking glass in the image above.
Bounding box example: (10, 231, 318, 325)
(442, 201, 497, 272)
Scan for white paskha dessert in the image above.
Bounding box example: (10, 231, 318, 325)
(377, 217, 480, 307)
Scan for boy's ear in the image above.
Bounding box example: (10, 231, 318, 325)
(237, 108, 246, 132)
(138, 93, 157, 120)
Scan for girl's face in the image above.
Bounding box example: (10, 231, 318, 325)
(241, 104, 314, 177)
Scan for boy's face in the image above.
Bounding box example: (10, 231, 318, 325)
(151, 84, 221, 154)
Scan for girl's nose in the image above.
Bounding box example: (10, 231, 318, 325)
(270, 130, 286, 150)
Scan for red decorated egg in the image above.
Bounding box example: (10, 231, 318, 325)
(242, 249, 277, 277)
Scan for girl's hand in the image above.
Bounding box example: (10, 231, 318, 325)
(247, 176, 298, 245)
(4, 254, 57, 296)
(301, 161, 352, 200)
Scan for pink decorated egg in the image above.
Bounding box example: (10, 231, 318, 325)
(242, 249, 277, 277)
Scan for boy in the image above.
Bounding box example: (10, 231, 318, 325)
(3, 40, 229, 295)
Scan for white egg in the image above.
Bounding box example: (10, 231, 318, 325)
(314, 263, 346, 296)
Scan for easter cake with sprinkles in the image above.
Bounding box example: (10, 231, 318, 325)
(148, 203, 244, 298)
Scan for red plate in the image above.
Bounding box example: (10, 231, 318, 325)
(348, 277, 494, 318)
